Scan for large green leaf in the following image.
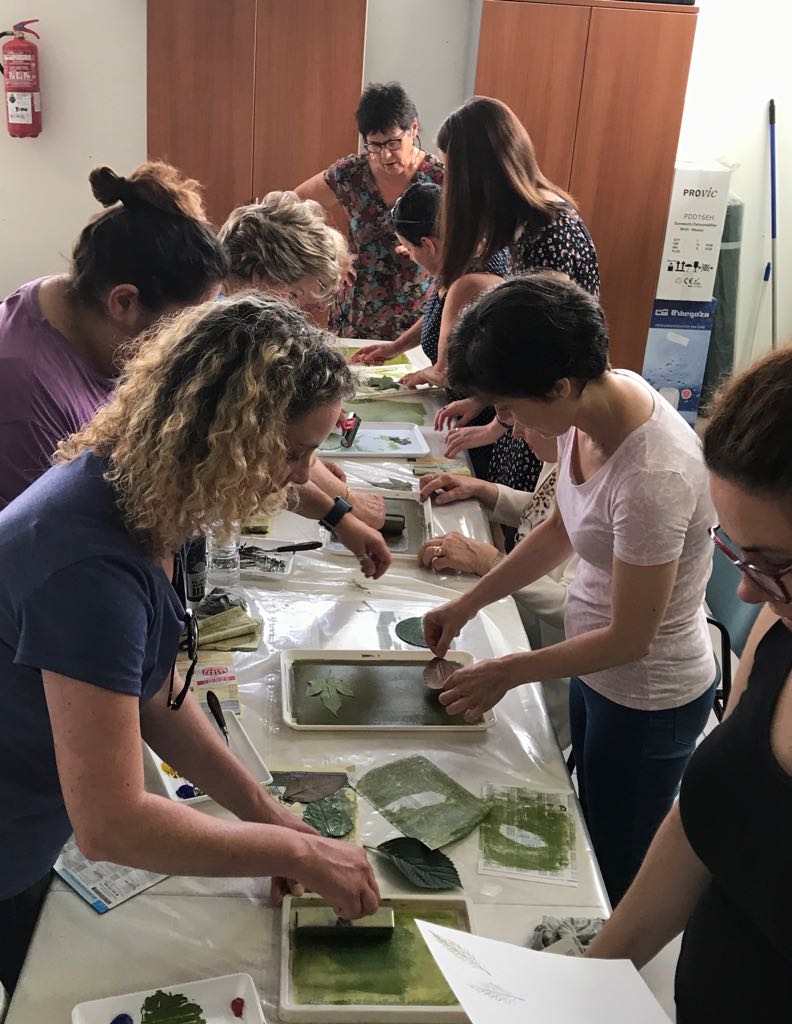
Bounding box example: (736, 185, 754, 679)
(304, 794, 354, 837)
(306, 677, 355, 716)
(368, 837, 461, 890)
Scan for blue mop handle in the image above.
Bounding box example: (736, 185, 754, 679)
(770, 99, 777, 241)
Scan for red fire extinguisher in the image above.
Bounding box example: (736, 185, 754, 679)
(0, 19, 41, 138)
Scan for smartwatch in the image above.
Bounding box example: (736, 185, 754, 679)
(319, 495, 353, 531)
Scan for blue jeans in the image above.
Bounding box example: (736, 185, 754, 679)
(570, 677, 714, 907)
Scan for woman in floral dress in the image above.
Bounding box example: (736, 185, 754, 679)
(295, 81, 443, 341)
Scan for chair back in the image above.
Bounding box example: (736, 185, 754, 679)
(706, 547, 762, 656)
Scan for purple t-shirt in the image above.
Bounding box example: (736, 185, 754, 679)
(0, 278, 113, 509)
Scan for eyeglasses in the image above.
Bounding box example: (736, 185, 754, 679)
(709, 524, 792, 602)
(363, 133, 408, 154)
(168, 607, 199, 710)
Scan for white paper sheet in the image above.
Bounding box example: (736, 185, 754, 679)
(416, 921, 670, 1024)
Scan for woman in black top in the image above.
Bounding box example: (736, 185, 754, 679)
(586, 348, 792, 1020)
(433, 97, 599, 496)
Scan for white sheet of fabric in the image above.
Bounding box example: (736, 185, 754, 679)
(492, 464, 579, 748)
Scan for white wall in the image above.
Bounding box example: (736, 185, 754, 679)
(2, 0, 787, 369)
(363, 0, 482, 148)
(0, 1, 146, 300)
(674, 0, 790, 366)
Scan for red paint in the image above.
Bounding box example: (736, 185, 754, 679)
(230, 996, 245, 1018)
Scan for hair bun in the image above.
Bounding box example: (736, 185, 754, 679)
(89, 166, 136, 208)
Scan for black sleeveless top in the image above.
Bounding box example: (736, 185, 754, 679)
(676, 620, 792, 1021)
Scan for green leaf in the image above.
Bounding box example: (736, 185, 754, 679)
(378, 477, 413, 491)
(141, 989, 207, 1024)
(282, 773, 347, 804)
(304, 794, 354, 837)
(394, 616, 429, 649)
(368, 837, 461, 890)
(365, 374, 400, 390)
(306, 677, 355, 716)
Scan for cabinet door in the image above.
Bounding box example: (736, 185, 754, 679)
(147, 0, 256, 225)
(570, 6, 697, 370)
(475, 0, 591, 190)
(252, 0, 366, 196)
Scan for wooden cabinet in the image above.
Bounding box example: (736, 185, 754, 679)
(147, 0, 366, 226)
(475, 0, 698, 371)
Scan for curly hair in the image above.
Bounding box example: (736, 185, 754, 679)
(219, 191, 349, 304)
(56, 295, 354, 554)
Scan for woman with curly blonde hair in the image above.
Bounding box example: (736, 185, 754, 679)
(220, 190, 350, 313)
(220, 191, 386, 531)
(0, 295, 382, 996)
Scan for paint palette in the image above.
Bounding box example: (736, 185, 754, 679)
(319, 422, 430, 459)
(281, 649, 495, 732)
(71, 972, 265, 1023)
(280, 896, 473, 1023)
(146, 711, 272, 804)
(323, 495, 432, 561)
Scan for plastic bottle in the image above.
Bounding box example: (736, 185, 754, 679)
(207, 522, 241, 592)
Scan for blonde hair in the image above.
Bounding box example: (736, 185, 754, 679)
(219, 191, 349, 304)
(56, 295, 354, 554)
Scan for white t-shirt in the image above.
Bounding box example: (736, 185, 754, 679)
(555, 370, 714, 711)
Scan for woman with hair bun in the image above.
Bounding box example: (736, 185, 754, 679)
(0, 295, 382, 996)
(0, 162, 228, 509)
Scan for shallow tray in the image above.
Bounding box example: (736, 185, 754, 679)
(281, 649, 495, 731)
(319, 422, 430, 459)
(280, 895, 473, 1023)
(72, 972, 264, 1024)
(147, 710, 272, 804)
(323, 495, 432, 561)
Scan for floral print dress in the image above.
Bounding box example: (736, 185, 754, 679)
(324, 152, 444, 340)
(489, 205, 600, 493)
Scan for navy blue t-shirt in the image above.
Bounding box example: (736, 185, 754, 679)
(0, 450, 185, 898)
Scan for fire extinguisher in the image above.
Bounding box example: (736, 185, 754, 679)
(0, 19, 41, 138)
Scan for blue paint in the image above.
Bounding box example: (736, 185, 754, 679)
(110, 1014, 133, 1024)
(176, 784, 198, 799)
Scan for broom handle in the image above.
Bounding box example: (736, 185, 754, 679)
(770, 100, 778, 350)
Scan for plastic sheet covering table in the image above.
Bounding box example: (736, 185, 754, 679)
(7, 382, 609, 1024)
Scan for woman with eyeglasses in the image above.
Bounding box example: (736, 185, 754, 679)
(295, 81, 443, 341)
(423, 274, 715, 907)
(586, 348, 792, 1021)
(0, 297, 381, 997)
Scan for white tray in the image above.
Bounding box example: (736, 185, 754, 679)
(280, 895, 474, 1023)
(72, 972, 264, 1023)
(146, 710, 272, 804)
(320, 422, 430, 458)
(323, 494, 432, 562)
(281, 649, 495, 732)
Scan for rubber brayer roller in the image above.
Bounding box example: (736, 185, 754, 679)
(293, 906, 395, 942)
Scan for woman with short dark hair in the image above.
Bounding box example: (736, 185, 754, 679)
(425, 274, 715, 906)
(587, 347, 792, 1020)
(295, 81, 443, 340)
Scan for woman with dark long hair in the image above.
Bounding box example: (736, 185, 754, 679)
(434, 98, 599, 500)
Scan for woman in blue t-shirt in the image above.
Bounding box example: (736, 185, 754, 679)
(0, 296, 384, 996)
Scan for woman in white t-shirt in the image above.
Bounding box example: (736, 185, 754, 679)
(424, 274, 715, 905)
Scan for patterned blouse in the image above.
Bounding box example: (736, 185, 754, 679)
(324, 152, 444, 340)
(489, 205, 600, 495)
